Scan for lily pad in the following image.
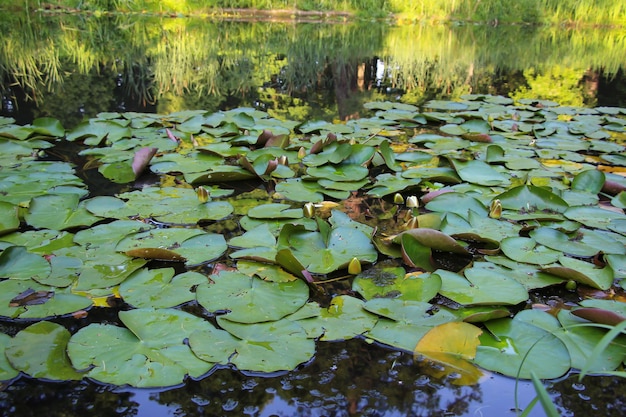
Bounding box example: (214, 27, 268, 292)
(364, 298, 458, 352)
(25, 194, 103, 230)
(541, 256, 614, 290)
(435, 268, 528, 306)
(0, 246, 51, 281)
(120, 268, 207, 308)
(500, 237, 561, 265)
(474, 312, 570, 379)
(298, 295, 378, 341)
(415, 321, 484, 386)
(196, 271, 309, 323)
(6, 321, 83, 381)
(67, 308, 214, 387)
(353, 266, 440, 302)
(0, 334, 19, 381)
(0, 279, 92, 319)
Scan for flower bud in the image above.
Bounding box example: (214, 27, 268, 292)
(489, 199, 502, 219)
(303, 202, 315, 218)
(196, 186, 209, 203)
(348, 257, 361, 275)
(393, 193, 404, 204)
(406, 195, 419, 208)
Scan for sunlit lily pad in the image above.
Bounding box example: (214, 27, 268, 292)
(474, 312, 570, 379)
(68, 308, 214, 388)
(530, 227, 625, 256)
(6, 321, 83, 381)
(435, 268, 528, 306)
(25, 194, 103, 230)
(277, 220, 378, 275)
(415, 321, 484, 386)
(196, 271, 309, 323)
(0, 202, 19, 235)
(563, 206, 626, 229)
(520, 309, 625, 373)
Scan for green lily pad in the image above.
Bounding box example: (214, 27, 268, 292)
(6, 321, 83, 381)
(298, 295, 378, 341)
(496, 185, 569, 214)
(571, 169, 605, 194)
(564, 206, 626, 229)
(196, 271, 309, 323)
(541, 256, 614, 290)
(85, 187, 233, 224)
(0, 334, 19, 381)
(449, 159, 510, 186)
(209, 316, 316, 373)
(274, 178, 325, 202)
(0, 279, 92, 319)
(25, 194, 102, 230)
(521, 309, 625, 373)
(425, 192, 488, 218)
(474, 311, 570, 379)
(247, 203, 303, 219)
(363, 298, 458, 352)
(500, 237, 561, 265)
(0, 202, 19, 235)
(67, 308, 214, 388)
(353, 265, 440, 302)
(530, 227, 625, 257)
(277, 220, 378, 275)
(116, 228, 227, 266)
(435, 268, 528, 306)
(0, 229, 76, 253)
(0, 246, 51, 281)
(120, 268, 206, 308)
(479, 258, 565, 290)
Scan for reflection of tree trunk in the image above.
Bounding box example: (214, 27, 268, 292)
(465, 62, 474, 90)
(332, 62, 360, 121)
(583, 69, 599, 102)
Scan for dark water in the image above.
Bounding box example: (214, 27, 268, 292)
(1, 11, 626, 417)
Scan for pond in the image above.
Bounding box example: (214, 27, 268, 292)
(1, 11, 626, 417)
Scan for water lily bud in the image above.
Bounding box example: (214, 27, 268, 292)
(297, 147, 307, 159)
(196, 186, 209, 203)
(303, 202, 315, 218)
(278, 155, 288, 166)
(348, 257, 361, 275)
(489, 199, 501, 219)
(393, 193, 404, 204)
(565, 280, 577, 291)
(406, 195, 419, 208)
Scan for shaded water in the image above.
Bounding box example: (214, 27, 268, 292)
(1, 11, 626, 417)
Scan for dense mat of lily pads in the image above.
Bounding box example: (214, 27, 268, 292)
(1, 95, 626, 388)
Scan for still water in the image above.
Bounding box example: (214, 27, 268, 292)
(1, 11, 626, 417)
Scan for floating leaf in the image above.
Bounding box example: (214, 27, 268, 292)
(500, 237, 561, 265)
(0, 334, 19, 381)
(436, 268, 528, 306)
(67, 308, 214, 388)
(541, 256, 613, 290)
(415, 322, 483, 386)
(299, 295, 377, 341)
(474, 312, 570, 379)
(6, 321, 83, 381)
(364, 299, 457, 352)
(120, 268, 206, 308)
(25, 194, 102, 230)
(196, 271, 309, 323)
(353, 265, 441, 301)
(0, 246, 50, 281)
(0, 279, 92, 319)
